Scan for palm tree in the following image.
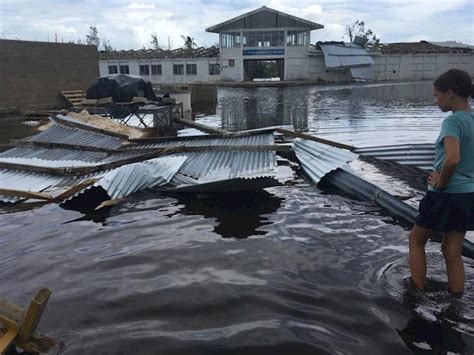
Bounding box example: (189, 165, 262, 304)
(181, 35, 198, 50)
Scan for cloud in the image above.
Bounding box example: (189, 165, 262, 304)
(0, 0, 472, 49)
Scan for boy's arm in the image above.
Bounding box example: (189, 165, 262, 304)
(436, 136, 460, 190)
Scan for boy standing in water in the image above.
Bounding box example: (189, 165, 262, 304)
(409, 69, 474, 295)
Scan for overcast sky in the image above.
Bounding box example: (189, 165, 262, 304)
(1, 0, 473, 50)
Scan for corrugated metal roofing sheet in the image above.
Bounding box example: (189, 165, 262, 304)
(355, 144, 435, 171)
(0, 169, 77, 203)
(130, 133, 274, 149)
(293, 139, 358, 184)
(318, 42, 374, 69)
(350, 67, 374, 81)
(170, 150, 277, 184)
(95, 156, 187, 199)
(30, 124, 124, 149)
(0, 147, 108, 162)
(321, 166, 474, 259)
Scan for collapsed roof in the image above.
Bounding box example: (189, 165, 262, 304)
(0, 115, 280, 208)
(100, 46, 220, 60)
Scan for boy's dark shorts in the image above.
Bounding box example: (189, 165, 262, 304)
(416, 190, 474, 233)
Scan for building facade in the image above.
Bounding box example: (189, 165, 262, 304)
(98, 6, 474, 84)
(206, 6, 323, 81)
(99, 47, 221, 85)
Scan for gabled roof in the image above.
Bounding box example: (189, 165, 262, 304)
(206, 6, 323, 33)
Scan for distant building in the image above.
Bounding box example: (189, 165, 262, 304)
(206, 5, 323, 81)
(98, 6, 474, 84)
(99, 47, 220, 85)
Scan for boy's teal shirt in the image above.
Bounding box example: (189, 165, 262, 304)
(429, 110, 474, 193)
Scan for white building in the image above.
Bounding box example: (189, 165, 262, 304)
(98, 6, 474, 84)
(206, 6, 323, 81)
(99, 47, 221, 85)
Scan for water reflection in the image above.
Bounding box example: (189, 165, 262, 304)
(397, 315, 469, 354)
(168, 190, 283, 239)
(219, 87, 308, 131)
(217, 82, 436, 143)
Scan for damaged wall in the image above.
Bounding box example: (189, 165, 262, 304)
(0, 40, 99, 110)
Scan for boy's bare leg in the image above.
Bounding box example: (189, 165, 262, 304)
(409, 225, 433, 290)
(442, 231, 465, 294)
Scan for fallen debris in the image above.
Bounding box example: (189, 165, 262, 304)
(0, 288, 57, 354)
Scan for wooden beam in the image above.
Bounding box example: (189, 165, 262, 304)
(178, 145, 291, 153)
(173, 117, 232, 136)
(52, 179, 98, 203)
(0, 147, 182, 176)
(52, 115, 129, 140)
(0, 189, 53, 201)
(119, 145, 291, 153)
(5, 139, 118, 154)
(0, 327, 19, 355)
(18, 288, 51, 342)
(276, 128, 356, 151)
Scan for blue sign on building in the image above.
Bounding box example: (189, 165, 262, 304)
(243, 49, 285, 56)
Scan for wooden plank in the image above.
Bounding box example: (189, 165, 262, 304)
(18, 288, 51, 342)
(0, 327, 18, 355)
(52, 179, 98, 203)
(276, 128, 356, 151)
(0, 189, 53, 201)
(97, 97, 113, 106)
(51, 114, 129, 140)
(0, 146, 183, 176)
(0, 299, 25, 323)
(173, 117, 232, 136)
(61, 90, 84, 94)
(6, 139, 118, 153)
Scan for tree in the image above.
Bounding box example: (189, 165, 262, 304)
(181, 35, 197, 50)
(101, 37, 113, 51)
(85, 26, 100, 48)
(150, 33, 161, 50)
(344, 20, 379, 46)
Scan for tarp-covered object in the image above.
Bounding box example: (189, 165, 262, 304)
(86, 74, 159, 103)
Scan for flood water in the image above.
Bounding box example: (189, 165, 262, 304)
(1, 82, 473, 354)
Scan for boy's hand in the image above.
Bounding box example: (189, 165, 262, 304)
(428, 171, 439, 186)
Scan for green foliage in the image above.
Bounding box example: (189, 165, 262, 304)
(150, 33, 161, 50)
(85, 26, 100, 48)
(255, 61, 279, 78)
(344, 20, 380, 46)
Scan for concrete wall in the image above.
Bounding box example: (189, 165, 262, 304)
(372, 53, 474, 81)
(0, 39, 99, 109)
(99, 51, 474, 85)
(307, 52, 474, 83)
(220, 48, 243, 81)
(99, 57, 221, 84)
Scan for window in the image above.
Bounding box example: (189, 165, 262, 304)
(221, 33, 241, 48)
(209, 63, 220, 75)
(186, 64, 197, 75)
(242, 31, 285, 47)
(151, 64, 162, 75)
(287, 30, 308, 46)
(139, 64, 150, 75)
(108, 65, 118, 74)
(119, 65, 129, 74)
(228, 59, 235, 67)
(173, 64, 184, 75)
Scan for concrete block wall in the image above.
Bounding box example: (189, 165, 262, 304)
(372, 53, 474, 81)
(0, 40, 99, 109)
(100, 58, 221, 84)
